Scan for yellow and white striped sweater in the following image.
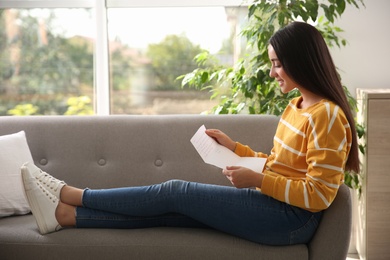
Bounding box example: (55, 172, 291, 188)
(235, 97, 352, 212)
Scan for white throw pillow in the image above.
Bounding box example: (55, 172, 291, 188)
(0, 131, 33, 217)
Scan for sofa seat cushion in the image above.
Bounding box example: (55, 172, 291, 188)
(0, 214, 307, 260)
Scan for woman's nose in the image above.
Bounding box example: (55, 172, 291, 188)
(269, 68, 276, 78)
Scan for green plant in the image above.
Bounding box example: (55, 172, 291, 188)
(345, 122, 366, 195)
(64, 96, 94, 115)
(7, 104, 39, 116)
(147, 34, 204, 91)
(181, 0, 365, 188)
(6, 96, 94, 116)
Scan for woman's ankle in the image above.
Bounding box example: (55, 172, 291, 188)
(60, 186, 83, 206)
(55, 202, 76, 227)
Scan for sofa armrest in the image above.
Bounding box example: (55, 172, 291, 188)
(308, 184, 352, 260)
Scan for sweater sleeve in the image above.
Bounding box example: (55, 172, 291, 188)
(234, 142, 269, 159)
(260, 105, 351, 212)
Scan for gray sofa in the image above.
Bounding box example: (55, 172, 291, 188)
(0, 115, 352, 260)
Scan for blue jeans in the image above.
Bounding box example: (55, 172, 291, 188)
(76, 180, 322, 246)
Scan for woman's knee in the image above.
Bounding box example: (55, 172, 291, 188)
(162, 179, 188, 191)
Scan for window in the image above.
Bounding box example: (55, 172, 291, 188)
(0, 1, 246, 115)
(0, 8, 95, 116)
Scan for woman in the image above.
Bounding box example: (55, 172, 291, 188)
(22, 21, 359, 246)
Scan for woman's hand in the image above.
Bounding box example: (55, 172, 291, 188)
(205, 129, 236, 151)
(222, 166, 263, 188)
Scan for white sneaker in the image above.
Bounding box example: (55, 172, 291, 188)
(21, 162, 66, 200)
(21, 164, 62, 234)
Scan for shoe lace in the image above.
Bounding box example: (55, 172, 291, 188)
(37, 171, 64, 191)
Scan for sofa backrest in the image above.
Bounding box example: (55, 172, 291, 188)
(0, 115, 279, 189)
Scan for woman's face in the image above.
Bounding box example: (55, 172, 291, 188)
(268, 45, 299, 94)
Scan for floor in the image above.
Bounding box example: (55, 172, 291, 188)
(347, 253, 360, 259)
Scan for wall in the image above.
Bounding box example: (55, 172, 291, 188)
(331, 1, 390, 254)
(331, 0, 390, 97)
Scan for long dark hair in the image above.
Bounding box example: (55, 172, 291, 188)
(269, 21, 360, 173)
